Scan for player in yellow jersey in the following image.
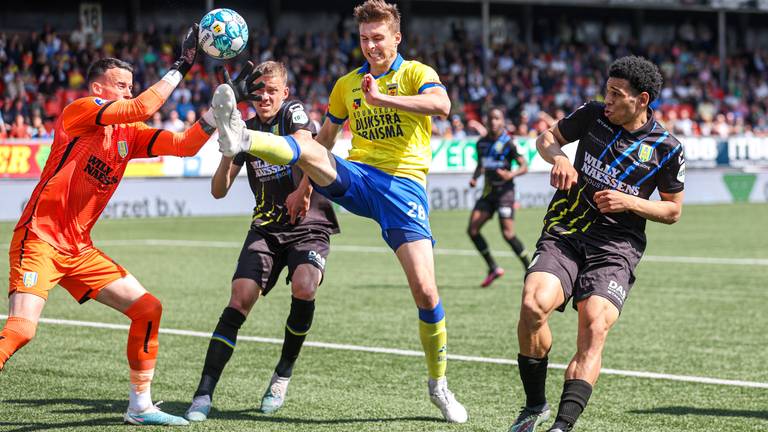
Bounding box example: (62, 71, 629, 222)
(210, 0, 467, 423)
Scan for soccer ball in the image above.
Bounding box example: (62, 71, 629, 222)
(198, 8, 249, 60)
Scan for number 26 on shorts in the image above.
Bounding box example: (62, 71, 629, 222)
(406, 201, 426, 220)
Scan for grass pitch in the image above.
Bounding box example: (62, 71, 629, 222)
(1, 203, 767, 431)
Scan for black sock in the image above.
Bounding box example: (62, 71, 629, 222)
(275, 297, 315, 378)
(194, 307, 246, 398)
(553, 379, 593, 428)
(470, 233, 497, 271)
(518, 354, 548, 408)
(506, 236, 531, 268)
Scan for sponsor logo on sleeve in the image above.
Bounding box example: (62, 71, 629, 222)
(292, 110, 309, 124)
(93, 98, 105, 106)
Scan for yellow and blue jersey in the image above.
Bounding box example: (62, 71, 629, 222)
(326, 54, 444, 185)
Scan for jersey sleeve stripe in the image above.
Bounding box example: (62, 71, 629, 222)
(95, 100, 117, 126)
(418, 82, 445, 93)
(146, 129, 163, 157)
(326, 112, 347, 125)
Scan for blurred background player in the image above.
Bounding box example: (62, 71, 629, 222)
(0, 25, 211, 426)
(186, 60, 339, 422)
(508, 56, 684, 432)
(211, 0, 468, 423)
(467, 106, 530, 287)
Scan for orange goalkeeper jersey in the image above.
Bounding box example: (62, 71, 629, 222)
(15, 94, 211, 255)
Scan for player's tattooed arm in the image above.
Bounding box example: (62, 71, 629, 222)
(594, 189, 683, 224)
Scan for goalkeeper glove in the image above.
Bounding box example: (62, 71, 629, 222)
(224, 61, 264, 103)
(170, 24, 199, 77)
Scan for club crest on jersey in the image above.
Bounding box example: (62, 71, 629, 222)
(638, 144, 654, 162)
(117, 140, 128, 158)
(22, 272, 38, 288)
(494, 141, 505, 153)
(352, 98, 361, 110)
(93, 98, 106, 106)
(387, 83, 398, 96)
(271, 124, 280, 135)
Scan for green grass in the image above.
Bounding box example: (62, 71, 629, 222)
(1, 203, 767, 431)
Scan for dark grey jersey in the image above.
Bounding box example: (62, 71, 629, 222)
(543, 101, 684, 249)
(233, 100, 339, 233)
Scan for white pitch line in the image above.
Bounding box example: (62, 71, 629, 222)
(87, 239, 768, 266)
(2, 315, 766, 389)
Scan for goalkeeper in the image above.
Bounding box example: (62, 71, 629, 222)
(2, 25, 208, 426)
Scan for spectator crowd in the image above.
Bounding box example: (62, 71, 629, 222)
(1, 18, 767, 140)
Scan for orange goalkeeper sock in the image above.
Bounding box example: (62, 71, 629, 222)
(123, 293, 162, 372)
(0, 317, 37, 369)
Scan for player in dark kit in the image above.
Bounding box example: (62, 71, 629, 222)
(467, 107, 530, 287)
(186, 61, 339, 422)
(508, 56, 685, 432)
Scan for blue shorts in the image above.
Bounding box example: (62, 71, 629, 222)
(312, 155, 433, 251)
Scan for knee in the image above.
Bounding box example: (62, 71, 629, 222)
(503, 231, 516, 242)
(291, 281, 317, 301)
(519, 289, 551, 331)
(124, 293, 162, 320)
(467, 226, 479, 237)
(413, 282, 439, 310)
(3, 316, 38, 345)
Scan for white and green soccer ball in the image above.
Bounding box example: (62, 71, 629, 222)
(198, 8, 249, 60)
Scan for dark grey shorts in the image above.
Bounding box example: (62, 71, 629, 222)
(233, 225, 331, 295)
(525, 229, 640, 313)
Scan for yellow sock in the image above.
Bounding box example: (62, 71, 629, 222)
(246, 131, 301, 165)
(419, 318, 447, 380)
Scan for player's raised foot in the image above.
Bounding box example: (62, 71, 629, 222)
(428, 377, 468, 423)
(508, 404, 551, 432)
(481, 267, 505, 288)
(124, 402, 189, 426)
(212, 83, 247, 156)
(259, 373, 290, 414)
(184, 394, 211, 422)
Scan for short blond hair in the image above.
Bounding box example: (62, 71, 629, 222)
(255, 61, 287, 86)
(353, 0, 401, 33)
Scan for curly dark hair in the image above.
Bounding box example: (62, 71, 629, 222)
(86, 58, 133, 84)
(608, 56, 663, 103)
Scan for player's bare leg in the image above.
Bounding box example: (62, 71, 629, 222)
(396, 239, 468, 424)
(0, 293, 45, 371)
(509, 272, 563, 432)
(467, 209, 504, 287)
(96, 275, 189, 426)
(547, 296, 618, 432)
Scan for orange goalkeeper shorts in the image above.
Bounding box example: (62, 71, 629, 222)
(8, 228, 129, 302)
